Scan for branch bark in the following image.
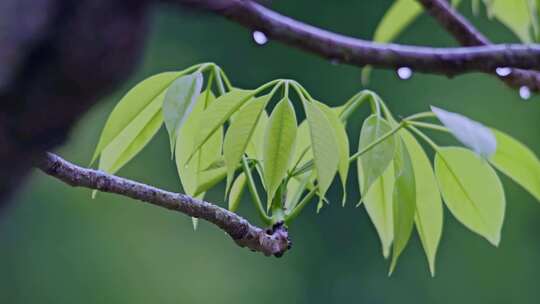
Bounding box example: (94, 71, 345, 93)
(418, 0, 540, 91)
(36, 152, 291, 257)
(169, 0, 540, 77)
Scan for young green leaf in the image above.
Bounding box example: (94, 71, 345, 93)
(390, 140, 416, 275)
(193, 167, 227, 197)
(162, 72, 203, 155)
(246, 111, 269, 162)
(201, 157, 225, 172)
(492, 0, 533, 42)
(489, 129, 540, 202)
(98, 97, 164, 174)
(303, 100, 339, 204)
(91, 71, 181, 165)
(362, 0, 423, 82)
(175, 91, 223, 198)
(285, 175, 310, 211)
(263, 97, 297, 210)
(400, 130, 443, 276)
(191, 89, 254, 161)
(224, 96, 269, 193)
(373, 0, 423, 44)
(318, 102, 350, 205)
(358, 162, 395, 258)
(358, 115, 397, 195)
(284, 121, 314, 212)
(228, 172, 247, 212)
(435, 147, 505, 246)
(431, 106, 496, 158)
(291, 121, 313, 171)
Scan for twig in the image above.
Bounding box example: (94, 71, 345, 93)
(418, 0, 540, 91)
(36, 152, 291, 257)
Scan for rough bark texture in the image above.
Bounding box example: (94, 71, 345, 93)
(418, 0, 540, 91)
(184, 0, 540, 74)
(0, 0, 150, 202)
(37, 152, 291, 256)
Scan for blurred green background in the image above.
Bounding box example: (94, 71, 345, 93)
(2, 1, 539, 303)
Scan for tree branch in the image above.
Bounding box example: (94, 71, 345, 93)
(36, 152, 291, 257)
(418, 0, 540, 91)
(172, 0, 540, 85)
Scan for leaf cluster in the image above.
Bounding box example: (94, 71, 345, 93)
(90, 62, 540, 275)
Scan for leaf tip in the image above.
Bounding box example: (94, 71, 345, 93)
(488, 233, 501, 247)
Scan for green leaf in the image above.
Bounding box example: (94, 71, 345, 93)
(91, 71, 181, 166)
(201, 157, 225, 172)
(373, 0, 423, 43)
(389, 139, 416, 275)
(489, 129, 540, 202)
(98, 97, 164, 174)
(362, 0, 423, 82)
(228, 172, 247, 212)
(435, 147, 505, 246)
(191, 89, 254, 161)
(223, 96, 269, 193)
(193, 167, 227, 196)
(432, 106, 496, 158)
(358, 162, 395, 258)
(162, 72, 203, 155)
(400, 130, 443, 276)
(285, 175, 310, 211)
(175, 91, 223, 197)
(284, 121, 314, 212)
(529, 0, 539, 41)
(291, 121, 313, 172)
(303, 100, 339, 204)
(492, 0, 533, 42)
(246, 111, 269, 162)
(318, 103, 351, 205)
(358, 115, 397, 195)
(263, 97, 297, 210)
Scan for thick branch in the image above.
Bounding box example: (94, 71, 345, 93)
(36, 152, 291, 257)
(172, 0, 540, 81)
(418, 0, 540, 91)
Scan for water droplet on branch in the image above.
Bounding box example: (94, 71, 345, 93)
(519, 86, 531, 100)
(252, 31, 268, 45)
(495, 67, 512, 77)
(396, 67, 413, 80)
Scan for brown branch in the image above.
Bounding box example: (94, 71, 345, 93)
(36, 152, 291, 257)
(418, 0, 540, 91)
(170, 0, 540, 86)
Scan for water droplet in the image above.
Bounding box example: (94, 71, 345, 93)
(252, 31, 268, 45)
(519, 86, 531, 100)
(397, 67, 413, 80)
(496, 67, 512, 77)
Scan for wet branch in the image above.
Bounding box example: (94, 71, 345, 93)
(172, 0, 540, 90)
(418, 0, 540, 91)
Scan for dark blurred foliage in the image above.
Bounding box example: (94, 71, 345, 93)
(1, 1, 539, 303)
